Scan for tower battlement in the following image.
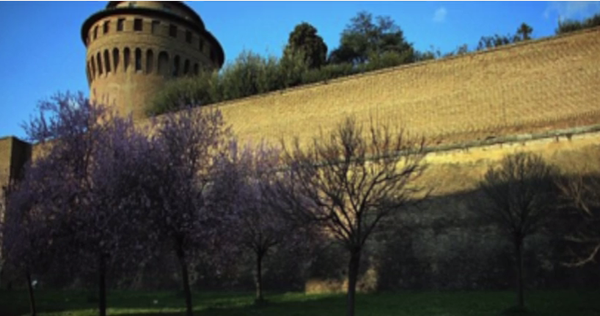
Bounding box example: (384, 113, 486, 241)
(81, 1, 224, 119)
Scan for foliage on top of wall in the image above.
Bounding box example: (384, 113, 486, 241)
(148, 49, 416, 116)
(148, 12, 600, 117)
(556, 13, 600, 35)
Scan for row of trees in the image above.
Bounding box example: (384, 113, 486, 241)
(475, 23, 534, 51)
(149, 47, 417, 116)
(149, 11, 422, 115)
(2, 93, 600, 316)
(556, 13, 600, 35)
(1, 93, 313, 316)
(1, 92, 429, 316)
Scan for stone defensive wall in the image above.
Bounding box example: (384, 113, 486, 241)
(0, 137, 31, 193)
(0, 136, 31, 226)
(200, 27, 600, 151)
(14, 26, 600, 199)
(187, 27, 599, 290)
(2, 26, 600, 291)
(0, 138, 12, 192)
(305, 129, 600, 293)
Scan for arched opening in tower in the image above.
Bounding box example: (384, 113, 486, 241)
(113, 48, 120, 72)
(146, 49, 154, 74)
(86, 62, 92, 83)
(172, 55, 180, 77)
(104, 50, 111, 73)
(124, 47, 131, 72)
(184, 59, 190, 75)
(97, 52, 103, 75)
(90, 56, 96, 79)
(135, 48, 142, 72)
(158, 51, 169, 76)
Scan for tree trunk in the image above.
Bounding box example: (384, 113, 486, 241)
(130, 260, 146, 290)
(255, 250, 264, 302)
(98, 254, 107, 316)
(176, 247, 194, 316)
(346, 249, 361, 316)
(515, 240, 524, 308)
(0, 259, 5, 289)
(26, 270, 36, 316)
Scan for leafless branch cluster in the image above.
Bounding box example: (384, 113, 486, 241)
(267, 116, 428, 316)
(557, 173, 600, 267)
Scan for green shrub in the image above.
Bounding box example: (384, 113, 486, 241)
(148, 50, 419, 116)
(362, 49, 415, 72)
(148, 70, 222, 116)
(301, 63, 355, 84)
(556, 13, 600, 34)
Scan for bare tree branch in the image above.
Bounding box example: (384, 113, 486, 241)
(268, 116, 428, 316)
(557, 171, 600, 268)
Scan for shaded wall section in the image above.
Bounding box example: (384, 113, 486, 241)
(306, 131, 600, 293)
(0, 137, 32, 193)
(0, 137, 32, 259)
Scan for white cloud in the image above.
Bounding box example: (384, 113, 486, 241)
(433, 7, 447, 23)
(544, 1, 600, 21)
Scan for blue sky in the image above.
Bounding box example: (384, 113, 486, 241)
(1, 1, 599, 139)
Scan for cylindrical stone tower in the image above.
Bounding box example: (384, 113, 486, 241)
(81, 1, 224, 120)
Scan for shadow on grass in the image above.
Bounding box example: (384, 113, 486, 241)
(1, 290, 599, 316)
(128, 295, 346, 316)
(0, 289, 343, 316)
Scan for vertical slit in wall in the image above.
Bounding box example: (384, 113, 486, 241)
(113, 48, 120, 72)
(146, 50, 154, 74)
(124, 48, 130, 72)
(173, 55, 180, 77)
(97, 52, 103, 75)
(135, 48, 142, 72)
(158, 51, 169, 76)
(104, 50, 111, 73)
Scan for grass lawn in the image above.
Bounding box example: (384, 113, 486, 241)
(0, 289, 598, 316)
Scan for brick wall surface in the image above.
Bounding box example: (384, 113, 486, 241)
(195, 28, 600, 149)
(0, 137, 13, 192)
(1, 22, 600, 292)
(0, 137, 32, 190)
(4, 28, 600, 199)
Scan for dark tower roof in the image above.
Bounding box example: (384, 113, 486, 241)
(105, 1, 205, 29)
(81, 1, 224, 67)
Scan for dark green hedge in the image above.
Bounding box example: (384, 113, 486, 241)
(147, 50, 417, 116)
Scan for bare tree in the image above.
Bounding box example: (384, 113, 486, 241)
(474, 152, 558, 310)
(556, 173, 600, 267)
(270, 117, 427, 316)
(212, 142, 282, 302)
(213, 141, 320, 303)
(147, 107, 232, 316)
